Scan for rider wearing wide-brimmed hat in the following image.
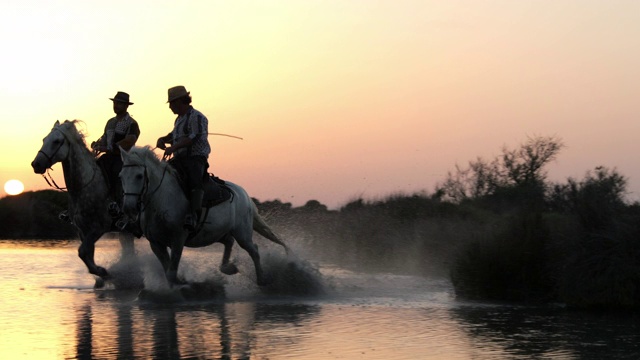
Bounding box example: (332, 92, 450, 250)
(156, 85, 211, 231)
(91, 91, 141, 212)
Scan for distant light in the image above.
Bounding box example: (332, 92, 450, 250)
(4, 180, 24, 196)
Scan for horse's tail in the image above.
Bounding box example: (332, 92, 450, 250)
(251, 201, 289, 253)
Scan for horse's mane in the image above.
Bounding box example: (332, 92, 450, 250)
(128, 146, 180, 178)
(58, 120, 89, 146)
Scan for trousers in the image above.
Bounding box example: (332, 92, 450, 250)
(97, 153, 123, 201)
(169, 155, 209, 192)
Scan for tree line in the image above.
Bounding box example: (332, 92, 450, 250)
(5, 135, 640, 310)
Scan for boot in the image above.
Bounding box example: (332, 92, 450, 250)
(115, 216, 143, 238)
(125, 220, 143, 238)
(108, 201, 121, 217)
(58, 210, 72, 223)
(184, 189, 204, 231)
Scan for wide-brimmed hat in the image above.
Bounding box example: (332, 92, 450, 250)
(167, 85, 190, 103)
(110, 91, 133, 105)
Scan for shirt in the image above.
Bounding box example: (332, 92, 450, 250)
(96, 113, 140, 154)
(171, 107, 211, 158)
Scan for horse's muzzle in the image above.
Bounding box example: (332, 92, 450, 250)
(31, 159, 46, 174)
(122, 197, 140, 220)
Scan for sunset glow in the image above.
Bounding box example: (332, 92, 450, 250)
(3, 1, 640, 208)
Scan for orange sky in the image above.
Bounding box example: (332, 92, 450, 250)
(2, 1, 640, 208)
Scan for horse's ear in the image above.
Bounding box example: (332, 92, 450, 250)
(54, 120, 60, 127)
(120, 146, 129, 161)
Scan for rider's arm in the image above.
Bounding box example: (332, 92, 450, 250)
(91, 135, 108, 152)
(91, 137, 104, 151)
(118, 121, 140, 152)
(165, 112, 204, 155)
(156, 133, 173, 149)
(91, 120, 112, 152)
(164, 137, 193, 155)
(117, 134, 138, 152)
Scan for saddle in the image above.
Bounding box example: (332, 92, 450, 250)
(187, 174, 233, 239)
(201, 174, 233, 208)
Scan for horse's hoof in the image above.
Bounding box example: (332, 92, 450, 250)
(168, 277, 188, 287)
(94, 278, 105, 289)
(95, 266, 109, 278)
(220, 263, 239, 275)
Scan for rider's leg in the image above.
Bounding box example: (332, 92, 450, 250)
(184, 188, 204, 231)
(109, 155, 142, 236)
(110, 155, 124, 207)
(183, 157, 207, 231)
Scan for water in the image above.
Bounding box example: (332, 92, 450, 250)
(1, 239, 639, 359)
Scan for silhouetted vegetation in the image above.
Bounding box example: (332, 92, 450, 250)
(9, 135, 640, 310)
(439, 136, 640, 310)
(0, 190, 75, 239)
(255, 135, 640, 311)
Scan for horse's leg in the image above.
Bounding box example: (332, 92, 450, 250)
(219, 233, 238, 275)
(149, 241, 171, 273)
(77, 232, 109, 288)
(118, 232, 135, 260)
(111, 231, 144, 289)
(167, 235, 187, 286)
(233, 230, 269, 286)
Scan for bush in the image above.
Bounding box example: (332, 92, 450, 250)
(547, 167, 640, 309)
(450, 212, 554, 302)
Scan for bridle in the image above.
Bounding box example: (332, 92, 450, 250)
(39, 127, 97, 192)
(121, 163, 148, 215)
(121, 161, 168, 214)
(38, 129, 68, 168)
(38, 128, 70, 191)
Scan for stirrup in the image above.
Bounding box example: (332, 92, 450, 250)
(108, 202, 121, 217)
(115, 217, 129, 231)
(58, 210, 71, 223)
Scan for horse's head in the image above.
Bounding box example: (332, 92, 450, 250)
(120, 147, 148, 220)
(31, 120, 73, 174)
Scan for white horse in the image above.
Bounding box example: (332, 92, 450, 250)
(31, 120, 136, 287)
(119, 146, 288, 286)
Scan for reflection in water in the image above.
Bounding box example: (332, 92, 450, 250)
(116, 297, 134, 359)
(72, 291, 321, 359)
(6, 240, 640, 359)
(249, 303, 322, 358)
(74, 292, 136, 359)
(75, 302, 93, 359)
(450, 304, 640, 359)
(150, 305, 179, 358)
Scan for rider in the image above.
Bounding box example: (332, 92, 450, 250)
(156, 85, 211, 231)
(91, 91, 141, 216)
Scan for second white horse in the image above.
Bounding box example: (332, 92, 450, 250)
(119, 146, 288, 286)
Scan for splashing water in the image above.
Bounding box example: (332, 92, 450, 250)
(106, 256, 145, 290)
(259, 249, 327, 296)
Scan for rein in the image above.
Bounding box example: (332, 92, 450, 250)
(42, 169, 66, 191)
